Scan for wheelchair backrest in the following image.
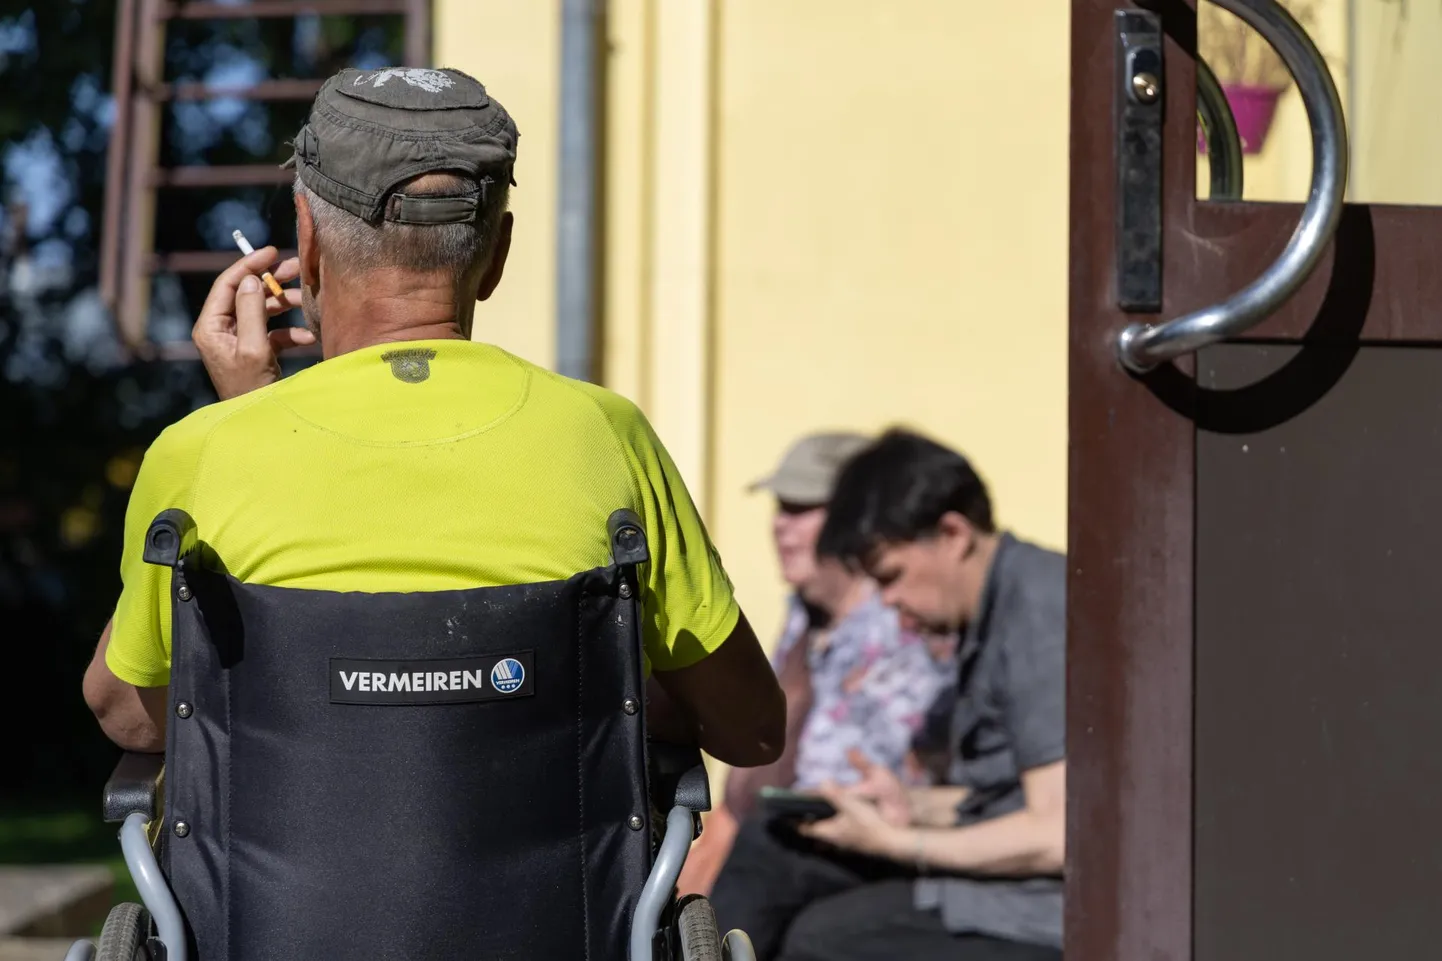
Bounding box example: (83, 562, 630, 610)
(157, 509, 654, 961)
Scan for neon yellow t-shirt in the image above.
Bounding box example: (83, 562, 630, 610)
(107, 340, 739, 686)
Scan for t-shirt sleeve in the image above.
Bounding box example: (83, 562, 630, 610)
(107, 417, 212, 687)
(1000, 563, 1067, 773)
(612, 403, 740, 672)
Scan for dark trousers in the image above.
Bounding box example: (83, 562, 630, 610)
(709, 816, 1062, 961)
(776, 880, 1062, 961)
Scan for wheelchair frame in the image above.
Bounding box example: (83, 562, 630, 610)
(66, 508, 758, 961)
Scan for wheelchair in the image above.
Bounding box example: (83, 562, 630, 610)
(66, 507, 757, 961)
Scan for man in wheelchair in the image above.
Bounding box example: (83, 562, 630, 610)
(75, 66, 785, 961)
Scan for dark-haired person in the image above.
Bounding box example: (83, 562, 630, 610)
(714, 428, 1066, 961)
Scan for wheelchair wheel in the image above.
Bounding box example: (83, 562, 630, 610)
(675, 894, 722, 961)
(96, 902, 153, 961)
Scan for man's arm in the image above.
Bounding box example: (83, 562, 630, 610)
(903, 760, 1064, 875)
(906, 784, 972, 828)
(675, 626, 803, 896)
(83, 619, 169, 753)
(650, 612, 786, 769)
(803, 760, 1065, 876)
(720, 625, 811, 817)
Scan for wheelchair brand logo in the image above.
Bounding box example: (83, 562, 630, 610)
(490, 657, 525, 694)
(331, 651, 534, 705)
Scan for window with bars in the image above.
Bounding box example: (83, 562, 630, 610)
(101, 0, 431, 359)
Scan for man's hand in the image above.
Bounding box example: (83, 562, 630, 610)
(192, 247, 311, 400)
(797, 782, 908, 859)
(846, 748, 912, 827)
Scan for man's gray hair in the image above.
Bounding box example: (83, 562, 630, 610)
(293, 172, 509, 278)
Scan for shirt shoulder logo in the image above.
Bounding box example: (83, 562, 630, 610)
(381, 347, 437, 384)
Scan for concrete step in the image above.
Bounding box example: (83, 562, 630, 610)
(0, 866, 113, 938)
(0, 938, 81, 961)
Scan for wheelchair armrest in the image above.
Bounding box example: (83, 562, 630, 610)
(103, 751, 165, 824)
(648, 741, 711, 813)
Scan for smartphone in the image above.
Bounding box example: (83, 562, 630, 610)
(757, 785, 837, 822)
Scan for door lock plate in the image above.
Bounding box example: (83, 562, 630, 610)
(1115, 9, 1164, 312)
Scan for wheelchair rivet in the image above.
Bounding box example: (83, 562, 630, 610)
(622, 697, 639, 716)
(628, 815, 644, 831)
(619, 582, 632, 599)
(176, 702, 193, 719)
(177, 585, 193, 602)
(174, 821, 190, 838)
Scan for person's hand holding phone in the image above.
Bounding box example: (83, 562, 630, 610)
(796, 780, 909, 859)
(845, 748, 912, 828)
(192, 246, 312, 401)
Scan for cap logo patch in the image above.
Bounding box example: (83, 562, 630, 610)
(357, 68, 455, 94)
(382, 347, 437, 383)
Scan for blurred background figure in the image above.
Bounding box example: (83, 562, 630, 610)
(678, 431, 955, 896)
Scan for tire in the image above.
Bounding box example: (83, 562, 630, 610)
(97, 902, 152, 961)
(676, 894, 723, 961)
(721, 928, 758, 961)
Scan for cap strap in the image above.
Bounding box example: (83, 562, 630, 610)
(384, 187, 483, 225)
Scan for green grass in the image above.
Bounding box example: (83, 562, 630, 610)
(0, 802, 141, 933)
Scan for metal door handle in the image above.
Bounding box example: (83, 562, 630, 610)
(1116, 0, 1347, 373)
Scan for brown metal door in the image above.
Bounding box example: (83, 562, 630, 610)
(1069, 2, 1442, 960)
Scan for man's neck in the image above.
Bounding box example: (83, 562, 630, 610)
(318, 268, 477, 358)
(955, 531, 1004, 629)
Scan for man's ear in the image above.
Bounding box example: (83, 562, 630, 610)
(476, 212, 513, 302)
(295, 190, 321, 288)
(936, 511, 978, 559)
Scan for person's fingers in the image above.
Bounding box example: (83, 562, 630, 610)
(850, 780, 885, 801)
(271, 257, 301, 283)
(848, 748, 879, 778)
(196, 246, 282, 329)
(268, 327, 317, 353)
(234, 275, 273, 359)
(265, 288, 304, 314)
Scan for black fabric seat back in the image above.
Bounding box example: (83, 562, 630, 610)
(162, 561, 651, 961)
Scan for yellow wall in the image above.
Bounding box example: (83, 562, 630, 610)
(704, 0, 1071, 640)
(1197, 0, 1350, 202)
(434, 0, 559, 366)
(437, 0, 1071, 651)
(1198, 0, 1442, 206)
(1349, 0, 1442, 205)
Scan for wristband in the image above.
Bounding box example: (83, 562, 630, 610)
(912, 829, 929, 876)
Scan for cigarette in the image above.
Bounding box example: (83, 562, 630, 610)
(231, 229, 285, 298)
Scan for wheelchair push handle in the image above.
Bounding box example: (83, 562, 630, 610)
(608, 509, 650, 567)
(143, 508, 198, 568)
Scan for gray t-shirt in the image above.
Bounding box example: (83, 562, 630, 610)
(914, 532, 1066, 948)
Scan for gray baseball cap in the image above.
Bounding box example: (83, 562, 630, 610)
(286, 66, 519, 226)
(748, 432, 872, 505)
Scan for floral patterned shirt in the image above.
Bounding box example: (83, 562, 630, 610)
(773, 592, 956, 788)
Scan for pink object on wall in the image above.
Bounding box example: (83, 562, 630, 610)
(1197, 83, 1286, 155)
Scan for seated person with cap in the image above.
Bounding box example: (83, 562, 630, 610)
(81, 66, 786, 773)
(680, 432, 955, 895)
